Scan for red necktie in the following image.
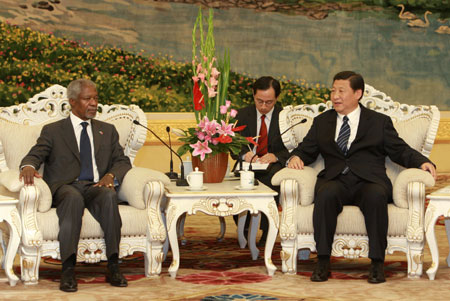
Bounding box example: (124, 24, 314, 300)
(256, 115, 268, 156)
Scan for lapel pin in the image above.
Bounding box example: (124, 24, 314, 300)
(99, 130, 104, 135)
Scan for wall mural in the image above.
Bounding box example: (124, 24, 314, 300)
(0, 0, 449, 111)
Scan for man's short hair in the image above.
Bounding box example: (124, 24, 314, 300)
(333, 71, 365, 100)
(253, 76, 281, 98)
(67, 79, 96, 101)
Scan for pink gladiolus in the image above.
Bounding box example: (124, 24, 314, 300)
(220, 105, 228, 115)
(198, 72, 206, 83)
(210, 76, 218, 87)
(190, 140, 212, 161)
(196, 63, 202, 74)
(208, 86, 217, 98)
(225, 100, 231, 108)
(230, 109, 237, 118)
(192, 76, 199, 83)
(211, 67, 220, 79)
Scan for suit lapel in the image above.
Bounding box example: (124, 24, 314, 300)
(248, 106, 258, 137)
(61, 117, 80, 162)
(267, 106, 280, 143)
(324, 110, 339, 152)
(91, 119, 102, 156)
(348, 105, 372, 154)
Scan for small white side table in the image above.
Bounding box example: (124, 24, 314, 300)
(0, 196, 21, 286)
(425, 186, 450, 280)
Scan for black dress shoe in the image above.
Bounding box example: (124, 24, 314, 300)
(106, 263, 128, 287)
(60, 267, 77, 292)
(310, 257, 330, 282)
(368, 260, 386, 284)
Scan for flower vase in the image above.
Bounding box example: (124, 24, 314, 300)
(192, 152, 228, 183)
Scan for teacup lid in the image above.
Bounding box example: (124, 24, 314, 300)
(191, 167, 203, 174)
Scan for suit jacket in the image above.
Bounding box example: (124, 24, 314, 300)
(233, 104, 289, 163)
(291, 105, 432, 195)
(21, 117, 132, 196)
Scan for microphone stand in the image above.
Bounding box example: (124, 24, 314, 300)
(133, 120, 188, 186)
(165, 126, 179, 179)
(248, 118, 308, 183)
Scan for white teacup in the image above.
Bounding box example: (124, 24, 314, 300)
(239, 170, 254, 189)
(186, 167, 203, 189)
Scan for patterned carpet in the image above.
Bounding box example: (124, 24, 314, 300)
(1, 174, 450, 300)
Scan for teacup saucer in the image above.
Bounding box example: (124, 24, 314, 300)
(186, 186, 207, 191)
(234, 185, 256, 191)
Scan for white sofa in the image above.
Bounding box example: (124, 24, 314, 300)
(272, 84, 439, 278)
(0, 85, 170, 284)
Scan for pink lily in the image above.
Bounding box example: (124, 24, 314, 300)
(218, 120, 235, 136)
(190, 140, 212, 161)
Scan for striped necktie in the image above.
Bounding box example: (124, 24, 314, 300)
(336, 116, 350, 155)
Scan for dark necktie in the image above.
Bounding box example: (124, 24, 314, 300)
(336, 116, 350, 155)
(79, 122, 94, 181)
(256, 115, 268, 156)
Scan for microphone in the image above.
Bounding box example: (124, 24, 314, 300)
(165, 126, 179, 180)
(249, 118, 307, 177)
(133, 120, 188, 186)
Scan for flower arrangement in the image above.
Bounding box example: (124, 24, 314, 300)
(177, 8, 255, 161)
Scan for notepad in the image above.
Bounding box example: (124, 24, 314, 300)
(235, 161, 269, 171)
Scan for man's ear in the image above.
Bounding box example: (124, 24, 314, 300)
(356, 89, 363, 100)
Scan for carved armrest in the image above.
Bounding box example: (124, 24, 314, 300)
(392, 168, 435, 209)
(272, 166, 318, 206)
(392, 168, 435, 243)
(118, 167, 170, 210)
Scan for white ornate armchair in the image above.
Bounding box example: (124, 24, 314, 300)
(0, 85, 169, 284)
(272, 84, 440, 278)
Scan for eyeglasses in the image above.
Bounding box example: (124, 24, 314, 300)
(256, 99, 274, 106)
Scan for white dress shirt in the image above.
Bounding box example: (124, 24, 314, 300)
(70, 113, 100, 182)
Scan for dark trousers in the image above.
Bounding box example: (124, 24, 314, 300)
(53, 181, 122, 263)
(313, 171, 389, 261)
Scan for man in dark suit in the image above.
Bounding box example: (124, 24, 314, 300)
(233, 76, 289, 244)
(288, 71, 436, 283)
(20, 79, 132, 292)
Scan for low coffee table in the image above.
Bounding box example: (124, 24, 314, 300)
(164, 179, 279, 278)
(425, 185, 450, 280)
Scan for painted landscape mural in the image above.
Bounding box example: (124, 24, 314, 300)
(0, 0, 449, 111)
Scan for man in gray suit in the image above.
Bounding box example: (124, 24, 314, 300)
(20, 79, 131, 292)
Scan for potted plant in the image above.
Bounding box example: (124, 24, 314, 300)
(176, 8, 255, 183)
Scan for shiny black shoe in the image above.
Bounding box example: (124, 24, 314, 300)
(106, 263, 128, 287)
(368, 260, 386, 284)
(59, 267, 77, 292)
(310, 257, 330, 282)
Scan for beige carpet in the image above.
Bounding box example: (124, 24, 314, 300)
(1, 176, 450, 300)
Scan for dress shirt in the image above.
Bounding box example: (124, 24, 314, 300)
(335, 106, 361, 151)
(70, 113, 100, 182)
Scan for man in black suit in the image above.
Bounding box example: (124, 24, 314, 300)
(20, 79, 131, 292)
(233, 76, 289, 244)
(288, 71, 436, 283)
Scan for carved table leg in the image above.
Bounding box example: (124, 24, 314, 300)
(0, 199, 21, 286)
(167, 206, 185, 278)
(425, 204, 440, 280)
(259, 206, 278, 276)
